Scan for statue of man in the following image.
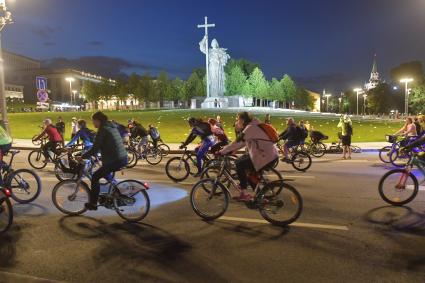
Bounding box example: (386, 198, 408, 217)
(199, 37, 230, 97)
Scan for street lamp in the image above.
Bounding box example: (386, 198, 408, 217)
(65, 77, 75, 104)
(400, 78, 413, 115)
(0, 0, 13, 133)
(353, 88, 363, 116)
(363, 94, 368, 115)
(324, 93, 332, 112)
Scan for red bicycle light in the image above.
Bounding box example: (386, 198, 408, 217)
(143, 182, 150, 189)
(3, 188, 11, 197)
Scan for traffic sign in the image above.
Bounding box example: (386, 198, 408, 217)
(37, 89, 49, 102)
(36, 76, 47, 90)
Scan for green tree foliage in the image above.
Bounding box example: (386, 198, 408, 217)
(281, 74, 296, 103)
(269, 78, 284, 102)
(391, 61, 424, 86)
(138, 74, 155, 105)
(81, 81, 100, 102)
(183, 72, 205, 101)
(115, 78, 129, 102)
(294, 87, 314, 110)
(244, 67, 269, 99)
(225, 59, 260, 77)
(155, 71, 172, 106)
(170, 77, 185, 102)
(367, 83, 396, 114)
(410, 84, 425, 114)
(225, 65, 246, 96)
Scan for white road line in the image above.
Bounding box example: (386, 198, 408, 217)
(218, 216, 349, 231)
(314, 159, 370, 163)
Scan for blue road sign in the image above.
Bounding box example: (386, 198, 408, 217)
(36, 76, 47, 90)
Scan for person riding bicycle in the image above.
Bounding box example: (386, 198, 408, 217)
(208, 118, 229, 154)
(0, 124, 12, 186)
(219, 112, 278, 202)
(79, 111, 128, 210)
(279, 118, 300, 162)
(148, 124, 161, 149)
(65, 119, 95, 153)
(179, 117, 215, 177)
(129, 120, 149, 157)
(34, 119, 63, 162)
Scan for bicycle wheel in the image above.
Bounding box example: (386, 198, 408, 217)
(186, 154, 199, 176)
(291, 152, 312, 172)
(113, 180, 150, 222)
(7, 169, 42, 204)
(165, 157, 190, 182)
(190, 179, 229, 220)
(258, 181, 303, 226)
(351, 146, 362, 153)
(158, 143, 170, 156)
(0, 196, 12, 234)
(310, 142, 326, 158)
(378, 169, 419, 206)
(145, 148, 163, 165)
(378, 146, 392, 163)
(390, 150, 411, 167)
(263, 167, 283, 183)
(54, 163, 77, 182)
(52, 180, 90, 215)
(28, 150, 47, 169)
(126, 149, 138, 168)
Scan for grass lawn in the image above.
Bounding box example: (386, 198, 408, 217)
(8, 109, 404, 143)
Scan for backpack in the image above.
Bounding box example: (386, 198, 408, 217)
(300, 126, 308, 140)
(345, 123, 353, 136)
(150, 127, 160, 140)
(258, 123, 279, 143)
(294, 126, 304, 142)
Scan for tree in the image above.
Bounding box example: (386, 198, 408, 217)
(155, 71, 172, 106)
(183, 72, 205, 103)
(281, 74, 296, 107)
(367, 83, 397, 114)
(294, 87, 314, 110)
(225, 65, 246, 96)
(115, 78, 129, 109)
(81, 81, 100, 106)
(410, 84, 425, 114)
(225, 59, 260, 77)
(138, 74, 155, 106)
(269, 78, 284, 107)
(170, 77, 185, 106)
(244, 67, 269, 106)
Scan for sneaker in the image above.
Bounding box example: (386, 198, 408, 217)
(84, 203, 98, 211)
(232, 191, 252, 202)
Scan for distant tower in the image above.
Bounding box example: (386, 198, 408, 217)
(364, 54, 380, 91)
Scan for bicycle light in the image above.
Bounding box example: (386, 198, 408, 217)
(3, 188, 11, 197)
(144, 182, 150, 189)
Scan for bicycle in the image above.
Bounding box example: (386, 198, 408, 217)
(52, 159, 150, 222)
(276, 140, 312, 172)
(1, 150, 42, 203)
(28, 139, 64, 170)
(148, 139, 170, 157)
(190, 155, 303, 226)
(0, 187, 13, 234)
(378, 151, 425, 206)
(126, 138, 163, 168)
(385, 135, 419, 168)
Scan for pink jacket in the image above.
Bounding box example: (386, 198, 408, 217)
(221, 120, 278, 171)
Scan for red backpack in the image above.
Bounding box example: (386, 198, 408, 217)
(258, 123, 279, 143)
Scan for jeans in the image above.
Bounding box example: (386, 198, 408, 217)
(195, 137, 215, 173)
(42, 141, 60, 160)
(90, 157, 127, 205)
(138, 136, 148, 154)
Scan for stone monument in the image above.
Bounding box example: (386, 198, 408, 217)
(197, 17, 230, 108)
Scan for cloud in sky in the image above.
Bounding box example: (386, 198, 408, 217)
(30, 25, 62, 40)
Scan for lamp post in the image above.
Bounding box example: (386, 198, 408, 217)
(353, 88, 363, 116)
(324, 93, 332, 112)
(400, 78, 413, 116)
(72, 90, 77, 104)
(0, 0, 13, 133)
(65, 77, 75, 104)
(363, 94, 367, 115)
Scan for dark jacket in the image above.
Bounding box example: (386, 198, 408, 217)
(82, 121, 127, 166)
(279, 125, 298, 141)
(131, 123, 148, 138)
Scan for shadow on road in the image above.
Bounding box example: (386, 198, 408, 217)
(58, 215, 228, 282)
(13, 203, 48, 217)
(0, 224, 23, 268)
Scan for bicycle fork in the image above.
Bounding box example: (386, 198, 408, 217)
(396, 167, 411, 190)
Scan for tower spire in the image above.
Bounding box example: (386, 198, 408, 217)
(371, 54, 378, 74)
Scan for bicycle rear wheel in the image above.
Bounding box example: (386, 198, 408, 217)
(158, 143, 170, 156)
(166, 157, 190, 182)
(126, 149, 138, 168)
(7, 169, 42, 204)
(113, 180, 150, 222)
(310, 142, 326, 158)
(390, 150, 411, 167)
(291, 152, 312, 171)
(0, 196, 13, 234)
(145, 149, 163, 165)
(378, 169, 419, 206)
(190, 179, 229, 221)
(52, 180, 90, 215)
(28, 150, 47, 169)
(378, 146, 392, 163)
(258, 181, 303, 226)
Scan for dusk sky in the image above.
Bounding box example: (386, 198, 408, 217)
(4, 0, 425, 92)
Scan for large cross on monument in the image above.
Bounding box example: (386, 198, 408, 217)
(197, 16, 215, 98)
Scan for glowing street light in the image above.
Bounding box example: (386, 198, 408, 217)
(353, 88, 363, 116)
(400, 78, 413, 115)
(65, 77, 75, 104)
(324, 93, 332, 112)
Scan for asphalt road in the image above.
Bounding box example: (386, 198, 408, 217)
(1, 151, 425, 283)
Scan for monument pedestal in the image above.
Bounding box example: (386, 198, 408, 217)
(201, 97, 228, 109)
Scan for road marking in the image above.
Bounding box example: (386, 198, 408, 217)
(218, 216, 349, 231)
(314, 159, 371, 163)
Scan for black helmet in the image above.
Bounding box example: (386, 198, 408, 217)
(188, 117, 197, 125)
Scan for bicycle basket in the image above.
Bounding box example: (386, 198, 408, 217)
(386, 135, 397, 143)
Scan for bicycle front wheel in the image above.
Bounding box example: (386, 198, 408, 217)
(145, 149, 163, 165)
(158, 143, 170, 156)
(0, 197, 13, 234)
(52, 180, 90, 215)
(291, 152, 312, 172)
(378, 169, 419, 206)
(190, 179, 229, 221)
(378, 146, 392, 163)
(28, 150, 47, 169)
(310, 142, 326, 158)
(258, 181, 303, 226)
(113, 180, 150, 222)
(390, 150, 411, 167)
(7, 169, 42, 203)
(165, 157, 190, 182)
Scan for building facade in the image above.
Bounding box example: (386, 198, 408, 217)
(364, 54, 381, 91)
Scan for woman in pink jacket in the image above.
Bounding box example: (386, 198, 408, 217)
(220, 112, 279, 201)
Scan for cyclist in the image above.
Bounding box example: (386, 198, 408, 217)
(148, 124, 161, 149)
(279, 117, 300, 162)
(219, 112, 278, 201)
(65, 119, 95, 153)
(79, 111, 128, 210)
(33, 119, 63, 162)
(395, 117, 417, 138)
(56, 116, 65, 147)
(0, 124, 12, 186)
(179, 117, 215, 177)
(129, 120, 149, 157)
(208, 118, 229, 154)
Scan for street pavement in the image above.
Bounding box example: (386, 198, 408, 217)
(1, 151, 425, 283)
